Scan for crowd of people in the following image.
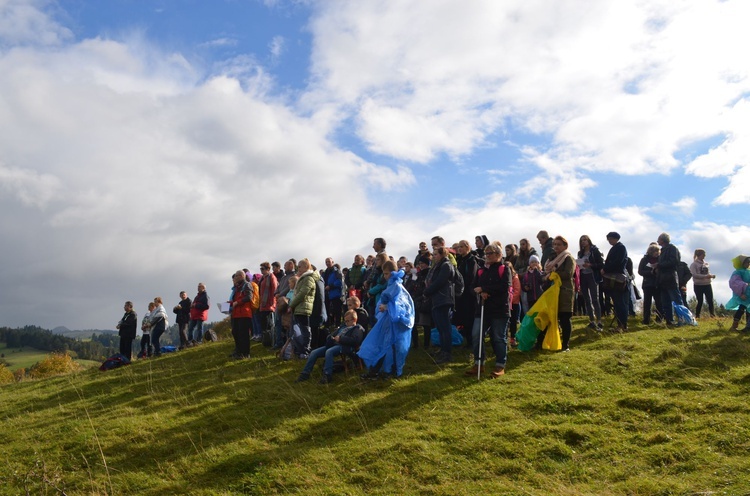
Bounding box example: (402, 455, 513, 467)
(115, 231, 750, 383)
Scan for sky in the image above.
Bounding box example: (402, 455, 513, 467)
(1, 0, 749, 330)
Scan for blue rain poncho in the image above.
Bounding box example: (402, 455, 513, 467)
(357, 269, 415, 377)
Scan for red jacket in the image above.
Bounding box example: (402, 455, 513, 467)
(260, 273, 278, 312)
(231, 281, 253, 318)
(190, 290, 210, 321)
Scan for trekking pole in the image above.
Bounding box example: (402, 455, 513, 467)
(477, 297, 485, 381)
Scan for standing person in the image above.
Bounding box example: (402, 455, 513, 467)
(677, 260, 692, 308)
(505, 244, 519, 269)
(656, 232, 682, 327)
(414, 241, 431, 266)
(465, 242, 512, 377)
(173, 291, 191, 350)
(537, 231, 554, 267)
(288, 258, 319, 358)
(454, 240, 479, 347)
(273, 259, 296, 349)
(601, 232, 629, 332)
(690, 249, 716, 319)
(271, 261, 284, 284)
(508, 264, 522, 348)
(358, 261, 415, 379)
(346, 255, 366, 297)
(728, 255, 750, 332)
(116, 301, 137, 360)
(638, 244, 663, 325)
(151, 297, 169, 357)
(322, 258, 336, 325)
(541, 236, 576, 351)
(424, 246, 456, 364)
(515, 238, 538, 314)
(474, 235, 490, 263)
(259, 262, 278, 346)
(326, 263, 345, 328)
(140, 302, 155, 357)
(229, 270, 254, 359)
(577, 235, 604, 331)
(188, 283, 210, 345)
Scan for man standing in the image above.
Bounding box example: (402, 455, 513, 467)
(323, 257, 335, 325)
(656, 232, 682, 326)
(273, 259, 296, 348)
(271, 261, 284, 283)
(230, 270, 253, 359)
(173, 291, 192, 350)
(259, 262, 278, 346)
(602, 232, 629, 332)
(188, 283, 210, 345)
(116, 301, 137, 360)
(537, 231, 554, 267)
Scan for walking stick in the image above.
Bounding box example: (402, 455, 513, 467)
(477, 297, 485, 381)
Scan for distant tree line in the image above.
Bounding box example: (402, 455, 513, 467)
(0, 326, 117, 361)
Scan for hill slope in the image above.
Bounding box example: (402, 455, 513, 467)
(1, 317, 750, 495)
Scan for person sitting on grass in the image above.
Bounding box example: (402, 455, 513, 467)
(296, 309, 365, 384)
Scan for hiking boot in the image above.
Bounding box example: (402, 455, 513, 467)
(295, 373, 310, 383)
(509, 338, 518, 348)
(490, 366, 505, 378)
(464, 364, 484, 376)
(730, 319, 741, 332)
(319, 374, 333, 384)
(596, 322, 603, 331)
(360, 370, 379, 380)
(588, 321, 598, 330)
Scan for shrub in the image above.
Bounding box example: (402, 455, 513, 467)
(212, 317, 232, 340)
(28, 352, 83, 379)
(0, 364, 14, 385)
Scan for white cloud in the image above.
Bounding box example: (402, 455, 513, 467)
(269, 35, 285, 60)
(0, 0, 71, 46)
(0, 163, 61, 208)
(306, 0, 750, 207)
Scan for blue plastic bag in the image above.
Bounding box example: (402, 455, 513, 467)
(430, 325, 464, 346)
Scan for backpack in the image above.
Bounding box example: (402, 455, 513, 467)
(203, 329, 218, 342)
(477, 263, 513, 309)
(250, 281, 260, 312)
(452, 265, 465, 298)
(99, 353, 131, 371)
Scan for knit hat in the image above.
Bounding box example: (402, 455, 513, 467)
(529, 254, 540, 264)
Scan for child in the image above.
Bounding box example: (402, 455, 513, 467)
(523, 255, 545, 310)
(727, 255, 750, 332)
(139, 302, 155, 358)
(346, 295, 370, 333)
(508, 264, 522, 348)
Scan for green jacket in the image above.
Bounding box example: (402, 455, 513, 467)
(556, 255, 576, 313)
(289, 270, 319, 316)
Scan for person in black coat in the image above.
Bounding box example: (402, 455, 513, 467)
(173, 291, 191, 350)
(656, 232, 682, 325)
(454, 240, 479, 347)
(424, 247, 456, 364)
(602, 232, 629, 331)
(116, 301, 138, 359)
(465, 243, 511, 378)
(638, 243, 662, 325)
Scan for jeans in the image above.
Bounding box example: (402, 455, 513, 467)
(694, 284, 714, 317)
(274, 308, 285, 348)
(610, 289, 629, 329)
(471, 315, 508, 367)
(660, 287, 683, 324)
(294, 314, 312, 355)
(432, 304, 453, 356)
(579, 272, 601, 323)
(140, 334, 152, 356)
(187, 319, 204, 342)
(252, 313, 262, 339)
(152, 321, 166, 353)
(301, 345, 343, 376)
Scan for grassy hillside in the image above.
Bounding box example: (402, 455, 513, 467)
(0, 343, 101, 371)
(1, 317, 749, 495)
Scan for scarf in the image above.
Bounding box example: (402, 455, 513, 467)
(544, 250, 572, 277)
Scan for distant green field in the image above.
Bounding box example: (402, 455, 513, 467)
(0, 343, 101, 371)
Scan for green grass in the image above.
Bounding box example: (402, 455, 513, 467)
(0, 343, 101, 371)
(1, 317, 750, 495)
